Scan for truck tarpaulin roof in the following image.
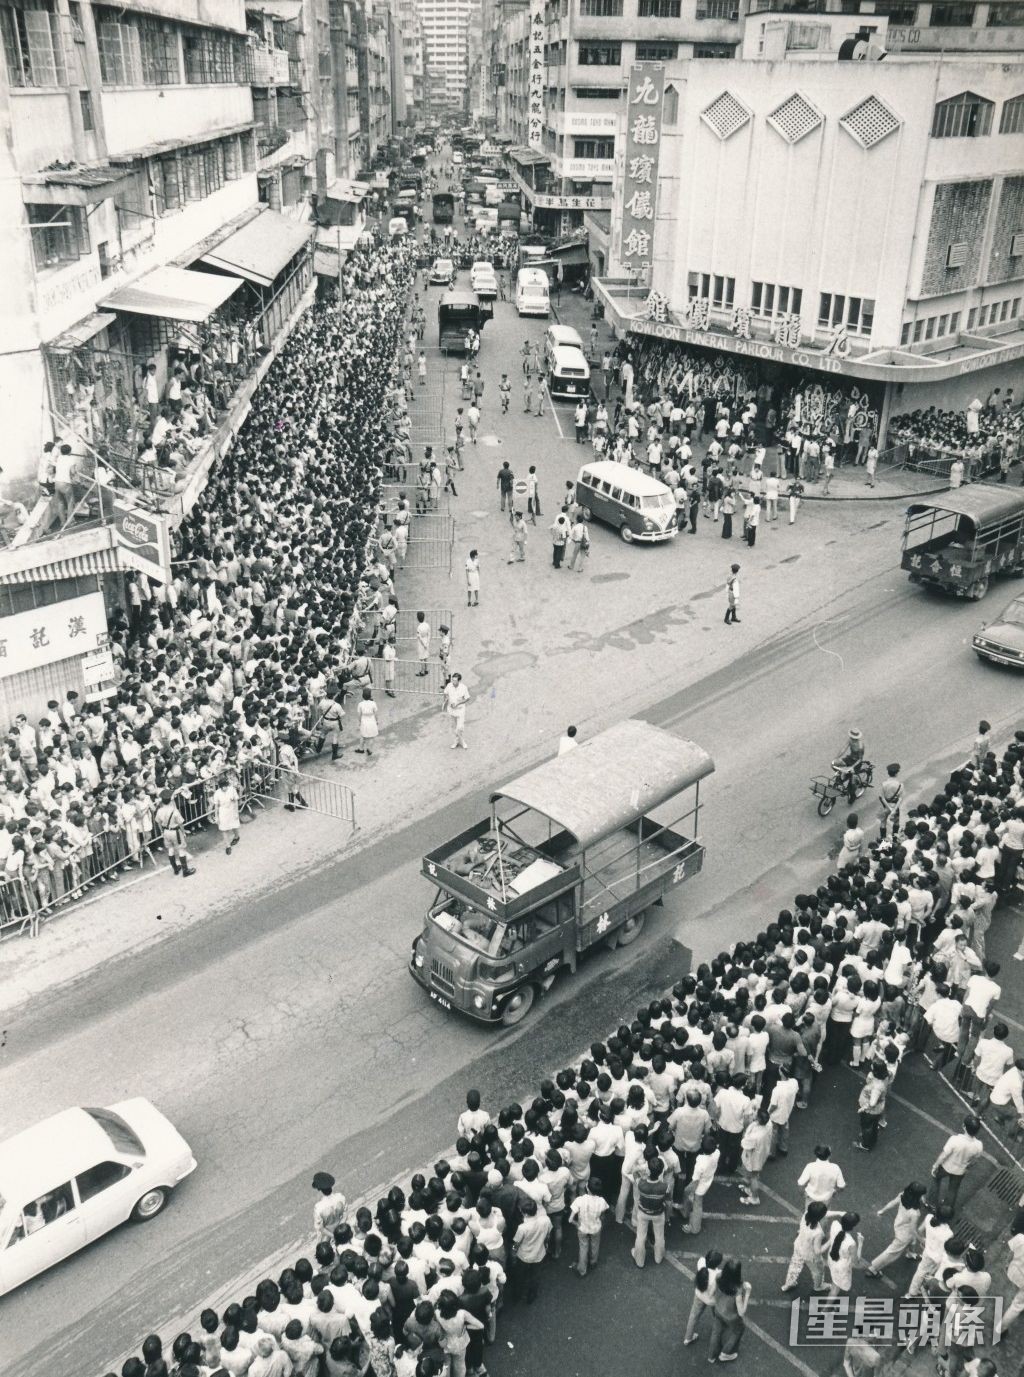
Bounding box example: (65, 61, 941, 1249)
(491, 720, 714, 850)
(906, 485, 1024, 531)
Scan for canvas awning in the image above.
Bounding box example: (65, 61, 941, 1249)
(198, 209, 312, 289)
(99, 266, 244, 322)
(45, 311, 117, 349)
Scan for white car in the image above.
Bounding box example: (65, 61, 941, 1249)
(0, 1099, 196, 1295)
(470, 262, 498, 300)
(429, 257, 455, 286)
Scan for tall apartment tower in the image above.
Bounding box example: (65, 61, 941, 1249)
(417, 0, 478, 114)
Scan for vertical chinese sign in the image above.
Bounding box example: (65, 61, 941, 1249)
(619, 63, 665, 289)
(527, 0, 545, 152)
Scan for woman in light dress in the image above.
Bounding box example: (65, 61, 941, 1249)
(837, 812, 865, 869)
(356, 687, 379, 757)
(213, 774, 241, 855)
(827, 1212, 864, 1297)
(465, 548, 480, 607)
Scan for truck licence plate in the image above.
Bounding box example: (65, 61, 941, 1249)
(430, 991, 452, 1010)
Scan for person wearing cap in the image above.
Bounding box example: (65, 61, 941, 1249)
(878, 763, 903, 841)
(833, 729, 867, 803)
(313, 1172, 348, 1242)
(154, 788, 194, 877)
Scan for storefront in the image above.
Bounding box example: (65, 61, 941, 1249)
(594, 281, 1024, 449)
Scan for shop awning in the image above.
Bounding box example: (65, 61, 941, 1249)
(198, 209, 313, 289)
(325, 179, 371, 204)
(0, 545, 122, 586)
(45, 311, 117, 349)
(549, 242, 589, 265)
(22, 164, 133, 207)
(508, 147, 550, 167)
(99, 265, 244, 322)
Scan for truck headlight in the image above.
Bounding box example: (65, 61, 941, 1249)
(413, 943, 424, 969)
(472, 994, 486, 1010)
(644, 518, 654, 530)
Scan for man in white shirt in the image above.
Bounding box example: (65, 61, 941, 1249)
(924, 984, 963, 1071)
(930, 1116, 984, 1210)
(557, 725, 578, 757)
(798, 1145, 846, 1205)
(510, 1199, 551, 1301)
(681, 1134, 720, 1235)
(971, 1023, 1014, 1114)
(713, 1076, 755, 1173)
(957, 961, 1002, 1063)
(988, 1059, 1024, 1138)
(768, 1070, 799, 1158)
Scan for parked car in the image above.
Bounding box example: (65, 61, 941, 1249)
(973, 595, 1024, 667)
(0, 1099, 196, 1295)
(470, 261, 498, 299)
(429, 257, 455, 286)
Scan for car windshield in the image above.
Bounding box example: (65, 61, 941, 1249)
(84, 1107, 145, 1156)
(642, 492, 674, 510)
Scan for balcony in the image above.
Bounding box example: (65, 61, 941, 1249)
(249, 44, 292, 84)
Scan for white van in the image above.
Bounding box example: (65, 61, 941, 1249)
(516, 267, 550, 317)
(548, 343, 590, 401)
(0, 1099, 196, 1295)
(544, 324, 585, 374)
(576, 460, 678, 544)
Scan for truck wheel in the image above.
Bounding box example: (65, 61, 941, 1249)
(620, 525, 635, 544)
(610, 911, 646, 948)
(499, 986, 535, 1026)
(581, 506, 592, 521)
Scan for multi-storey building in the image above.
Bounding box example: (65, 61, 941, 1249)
(393, 0, 425, 125)
(495, 0, 746, 234)
(418, 0, 477, 113)
(593, 38, 1024, 439)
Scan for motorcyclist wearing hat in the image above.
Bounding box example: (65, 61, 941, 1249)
(833, 729, 868, 804)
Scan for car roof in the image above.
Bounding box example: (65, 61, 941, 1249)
(471, 261, 496, 272)
(578, 460, 671, 496)
(0, 1108, 114, 1203)
(548, 325, 582, 344)
(552, 344, 589, 367)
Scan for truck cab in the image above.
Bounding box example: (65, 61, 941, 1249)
(410, 720, 713, 1025)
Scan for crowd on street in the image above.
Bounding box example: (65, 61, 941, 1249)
(887, 395, 1024, 481)
(0, 235, 415, 922)
(105, 722, 1024, 1377)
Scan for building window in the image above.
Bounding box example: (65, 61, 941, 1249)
(138, 17, 179, 85)
(0, 0, 65, 87)
(573, 136, 614, 158)
(79, 88, 94, 130)
(97, 11, 140, 84)
(697, 0, 737, 16)
(241, 131, 256, 171)
(183, 25, 245, 83)
(663, 82, 679, 124)
(989, 2, 1024, 21)
(1000, 94, 1024, 135)
(818, 292, 874, 335)
(635, 42, 678, 59)
(900, 322, 911, 345)
(931, 91, 993, 138)
(150, 154, 182, 214)
(571, 84, 622, 97)
(577, 42, 621, 63)
(967, 307, 977, 329)
(913, 320, 924, 342)
(693, 43, 735, 56)
(930, 2, 974, 22)
(26, 202, 88, 269)
(689, 271, 735, 309)
(579, 0, 623, 13)
(751, 281, 803, 319)
(638, 0, 682, 14)
(874, 2, 917, 20)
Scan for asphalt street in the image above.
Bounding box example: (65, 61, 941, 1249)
(2, 182, 1024, 1377)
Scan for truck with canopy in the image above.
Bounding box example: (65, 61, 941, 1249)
(901, 487, 1024, 600)
(409, 721, 713, 1026)
(437, 288, 490, 354)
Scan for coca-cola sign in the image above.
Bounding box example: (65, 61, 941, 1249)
(112, 500, 172, 584)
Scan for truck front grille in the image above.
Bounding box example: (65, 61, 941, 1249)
(430, 958, 455, 995)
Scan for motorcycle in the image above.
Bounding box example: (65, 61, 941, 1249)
(810, 759, 875, 817)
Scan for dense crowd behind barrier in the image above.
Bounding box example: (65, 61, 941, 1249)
(103, 724, 1024, 1377)
(1, 238, 415, 934)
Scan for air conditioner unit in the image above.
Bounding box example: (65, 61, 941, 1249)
(946, 241, 968, 269)
(1011, 231, 1024, 258)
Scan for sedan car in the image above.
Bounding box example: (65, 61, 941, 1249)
(470, 262, 498, 300)
(429, 257, 455, 286)
(973, 595, 1024, 667)
(0, 1099, 196, 1295)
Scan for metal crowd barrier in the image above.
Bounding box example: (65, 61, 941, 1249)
(0, 755, 354, 941)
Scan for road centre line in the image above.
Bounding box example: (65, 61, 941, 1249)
(665, 1252, 820, 1377)
(545, 382, 564, 439)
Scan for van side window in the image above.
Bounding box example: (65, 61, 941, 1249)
(601, 481, 612, 494)
(76, 1161, 132, 1203)
(610, 487, 623, 502)
(580, 472, 594, 486)
(9, 1183, 75, 1244)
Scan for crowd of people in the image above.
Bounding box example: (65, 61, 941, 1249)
(103, 722, 1024, 1377)
(887, 394, 1023, 482)
(0, 236, 415, 924)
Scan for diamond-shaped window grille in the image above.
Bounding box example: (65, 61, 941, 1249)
(767, 93, 823, 144)
(840, 95, 901, 149)
(700, 91, 751, 141)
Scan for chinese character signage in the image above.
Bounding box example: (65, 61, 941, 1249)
(113, 500, 172, 585)
(527, 0, 545, 152)
(0, 591, 107, 680)
(620, 64, 665, 285)
(789, 1295, 1003, 1350)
